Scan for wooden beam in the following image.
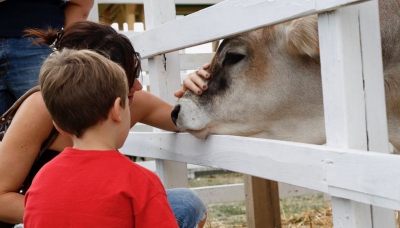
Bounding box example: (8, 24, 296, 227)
(244, 175, 281, 228)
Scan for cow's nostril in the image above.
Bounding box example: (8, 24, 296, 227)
(171, 105, 181, 126)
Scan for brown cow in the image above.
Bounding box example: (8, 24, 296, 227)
(171, 0, 400, 153)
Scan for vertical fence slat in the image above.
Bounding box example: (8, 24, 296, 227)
(318, 5, 373, 227)
(359, 1, 396, 226)
(359, 0, 389, 153)
(143, 0, 188, 188)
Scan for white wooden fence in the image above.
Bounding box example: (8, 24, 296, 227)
(90, 0, 399, 227)
(91, 0, 326, 203)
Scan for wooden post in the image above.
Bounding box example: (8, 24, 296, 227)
(116, 9, 125, 31)
(125, 5, 136, 31)
(101, 8, 111, 25)
(244, 175, 281, 228)
(137, 5, 145, 24)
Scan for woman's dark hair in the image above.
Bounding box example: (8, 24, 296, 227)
(25, 21, 140, 88)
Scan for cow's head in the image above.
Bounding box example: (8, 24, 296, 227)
(171, 16, 327, 144)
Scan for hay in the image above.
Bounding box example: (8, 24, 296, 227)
(206, 205, 398, 228)
(281, 205, 332, 228)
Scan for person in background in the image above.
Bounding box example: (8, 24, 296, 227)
(0, 0, 94, 115)
(0, 21, 209, 228)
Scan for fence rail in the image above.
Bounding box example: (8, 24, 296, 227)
(121, 132, 400, 211)
(130, 0, 370, 59)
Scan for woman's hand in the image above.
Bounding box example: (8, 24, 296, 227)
(174, 63, 211, 98)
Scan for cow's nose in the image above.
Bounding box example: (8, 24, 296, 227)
(171, 105, 181, 126)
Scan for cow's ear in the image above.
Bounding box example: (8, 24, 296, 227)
(284, 15, 319, 58)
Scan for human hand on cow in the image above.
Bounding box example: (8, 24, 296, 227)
(174, 63, 211, 98)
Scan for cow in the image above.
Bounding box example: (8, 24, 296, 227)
(171, 0, 400, 153)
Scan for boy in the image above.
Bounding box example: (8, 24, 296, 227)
(24, 49, 179, 228)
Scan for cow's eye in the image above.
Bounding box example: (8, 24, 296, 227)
(223, 52, 245, 66)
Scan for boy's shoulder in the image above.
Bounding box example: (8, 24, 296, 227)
(35, 148, 166, 191)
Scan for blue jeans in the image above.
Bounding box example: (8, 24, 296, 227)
(167, 188, 207, 228)
(0, 37, 51, 115)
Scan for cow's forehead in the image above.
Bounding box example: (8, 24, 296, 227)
(219, 29, 264, 46)
(222, 28, 280, 54)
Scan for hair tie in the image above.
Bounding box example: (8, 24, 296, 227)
(50, 29, 64, 52)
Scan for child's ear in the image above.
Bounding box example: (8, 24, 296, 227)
(110, 97, 122, 123)
(53, 121, 70, 136)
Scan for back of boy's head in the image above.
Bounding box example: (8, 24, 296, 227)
(40, 49, 129, 138)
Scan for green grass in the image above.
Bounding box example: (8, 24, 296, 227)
(206, 202, 247, 228)
(211, 203, 246, 216)
(188, 172, 244, 188)
(280, 194, 327, 215)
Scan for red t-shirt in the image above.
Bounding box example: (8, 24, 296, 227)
(24, 148, 178, 228)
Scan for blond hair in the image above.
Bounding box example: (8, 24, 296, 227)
(40, 49, 128, 137)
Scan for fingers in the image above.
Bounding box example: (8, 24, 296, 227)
(192, 70, 209, 89)
(197, 69, 211, 80)
(195, 65, 211, 80)
(182, 75, 204, 95)
(177, 63, 212, 98)
(174, 90, 185, 98)
(174, 84, 188, 98)
(202, 63, 211, 70)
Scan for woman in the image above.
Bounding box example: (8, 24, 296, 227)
(0, 21, 210, 228)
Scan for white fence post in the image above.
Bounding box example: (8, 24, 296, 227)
(319, 2, 396, 227)
(143, 0, 189, 188)
(319, 6, 372, 226)
(359, 0, 396, 226)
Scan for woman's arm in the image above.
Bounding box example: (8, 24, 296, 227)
(129, 90, 178, 132)
(0, 92, 55, 224)
(64, 0, 94, 26)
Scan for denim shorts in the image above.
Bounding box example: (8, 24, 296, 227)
(0, 37, 51, 115)
(167, 188, 207, 228)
